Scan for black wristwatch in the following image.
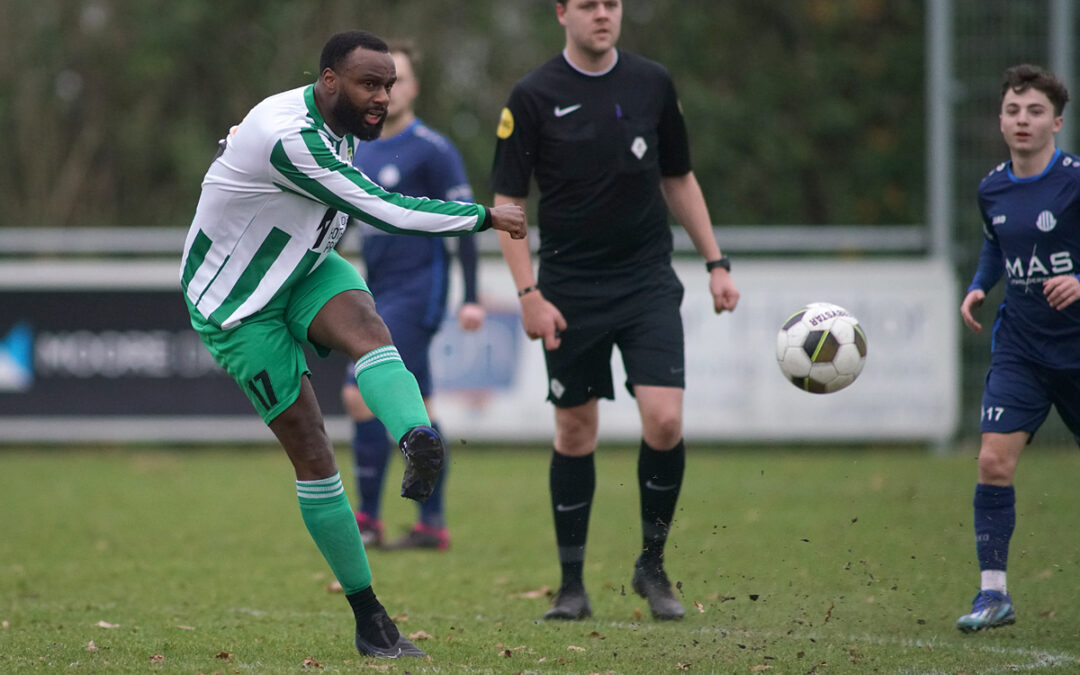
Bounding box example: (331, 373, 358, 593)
(705, 256, 731, 272)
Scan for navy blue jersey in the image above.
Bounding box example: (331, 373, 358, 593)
(971, 149, 1080, 367)
(353, 119, 478, 303)
(491, 50, 691, 275)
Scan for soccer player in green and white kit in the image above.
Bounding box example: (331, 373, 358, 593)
(180, 30, 525, 659)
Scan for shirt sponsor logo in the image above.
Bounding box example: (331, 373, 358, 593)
(1005, 250, 1074, 281)
(630, 136, 647, 159)
(992, 215, 1006, 225)
(554, 104, 582, 118)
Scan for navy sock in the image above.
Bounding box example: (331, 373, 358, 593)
(638, 438, 685, 568)
(550, 451, 595, 587)
(352, 418, 390, 518)
(973, 483, 1015, 571)
(418, 421, 447, 528)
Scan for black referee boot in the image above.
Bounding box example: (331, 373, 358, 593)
(631, 556, 685, 620)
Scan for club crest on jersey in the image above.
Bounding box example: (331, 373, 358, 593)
(377, 164, 401, 189)
(1035, 210, 1057, 232)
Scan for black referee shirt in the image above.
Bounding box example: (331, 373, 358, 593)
(491, 50, 692, 275)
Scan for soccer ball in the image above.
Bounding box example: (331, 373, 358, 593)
(775, 302, 867, 394)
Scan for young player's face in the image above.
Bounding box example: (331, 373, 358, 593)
(329, 47, 396, 141)
(999, 87, 1063, 157)
(558, 0, 622, 57)
(386, 51, 418, 122)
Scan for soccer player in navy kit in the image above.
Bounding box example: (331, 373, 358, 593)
(491, 0, 739, 621)
(957, 64, 1080, 632)
(341, 41, 481, 552)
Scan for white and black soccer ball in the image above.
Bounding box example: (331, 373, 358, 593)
(775, 302, 867, 394)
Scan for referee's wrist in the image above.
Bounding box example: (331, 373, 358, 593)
(705, 255, 731, 273)
(517, 284, 540, 298)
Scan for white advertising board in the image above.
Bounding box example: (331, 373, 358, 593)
(431, 257, 959, 444)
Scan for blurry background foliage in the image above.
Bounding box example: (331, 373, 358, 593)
(0, 0, 925, 229)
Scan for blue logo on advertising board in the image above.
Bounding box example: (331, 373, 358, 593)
(0, 322, 34, 392)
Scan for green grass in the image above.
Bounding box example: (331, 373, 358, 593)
(2, 443, 1079, 673)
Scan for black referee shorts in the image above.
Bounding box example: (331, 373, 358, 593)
(540, 266, 685, 408)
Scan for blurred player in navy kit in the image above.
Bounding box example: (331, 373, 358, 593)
(341, 40, 482, 552)
(957, 64, 1080, 632)
(490, 0, 739, 621)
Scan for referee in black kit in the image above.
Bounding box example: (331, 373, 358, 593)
(491, 0, 739, 621)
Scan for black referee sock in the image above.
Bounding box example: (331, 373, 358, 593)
(638, 438, 685, 569)
(550, 450, 595, 589)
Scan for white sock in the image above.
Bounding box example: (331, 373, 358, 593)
(980, 569, 1007, 593)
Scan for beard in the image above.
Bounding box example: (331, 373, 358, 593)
(332, 96, 385, 141)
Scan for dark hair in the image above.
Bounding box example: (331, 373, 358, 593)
(320, 30, 389, 73)
(1001, 64, 1070, 116)
(386, 38, 421, 69)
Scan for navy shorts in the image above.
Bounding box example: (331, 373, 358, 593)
(980, 350, 1080, 443)
(540, 265, 685, 408)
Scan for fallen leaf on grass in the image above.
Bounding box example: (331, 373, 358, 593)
(149, 654, 164, 664)
(86, 641, 98, 653)
(96, 621, 119, 629)
(749, 665, 773, 671)
(2, 621, 8, 629)
(567, 645, 585, 652)
(676, 664, 690, 671)
(519, 586, 552, 599)
(408, 630, 433, 641)
(589, 630, 605, 639)
(695, 601, 705, 613)
(175, 625, 195, 630)
(302, 656, 322, 667)
(391, 613, 409, 622)
(501, 649, 513, 658)
(215, 651, 233, 660)
(633, 608, 643, 620)
(824, 603, 834, 623)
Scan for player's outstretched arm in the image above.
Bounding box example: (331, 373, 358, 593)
(960, 288, 986, 333)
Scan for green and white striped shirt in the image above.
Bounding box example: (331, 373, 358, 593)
(180, 84, 488, 329)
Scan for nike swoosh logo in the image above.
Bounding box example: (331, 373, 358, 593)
(554, 104, 582, 117)
(645, 480, 679, 492)
(556, 501, 589, 512)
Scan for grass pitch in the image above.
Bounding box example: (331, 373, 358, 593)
(2, 442, 1079, 673)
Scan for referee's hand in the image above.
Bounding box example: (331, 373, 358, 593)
(519, 292, 566, 350)
(488, 204, 527, 239)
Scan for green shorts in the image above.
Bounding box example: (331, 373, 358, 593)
(187, 251, 369, 424)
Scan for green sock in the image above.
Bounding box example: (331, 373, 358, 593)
(296, 474, 371, 594)
(352, 346, 430, 442)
